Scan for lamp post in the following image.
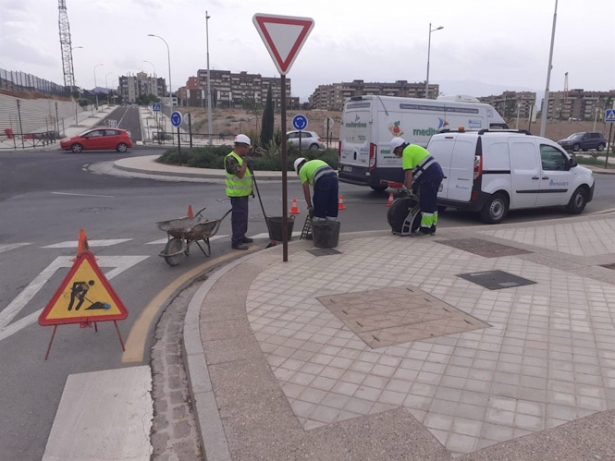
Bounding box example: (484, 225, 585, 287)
(71, 46, 84, 124)
(147, 34, 172, 99)
(206, 10, 213, 145)
(425, 23, 443, 99)
(143, 60, 157, 96)
(540, 0, 559, 137)
(93, 63, 103, 110)
(105, 72, 114, 108)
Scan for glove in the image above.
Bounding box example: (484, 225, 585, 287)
(244, 156, 253, 169)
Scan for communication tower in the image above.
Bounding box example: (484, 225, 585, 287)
(58, 0, 76, 88)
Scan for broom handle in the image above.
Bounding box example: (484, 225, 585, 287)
(250, 169, 268, 219)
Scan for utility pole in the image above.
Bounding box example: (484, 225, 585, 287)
(206, 11, 213, 145)
(540, 0, 558, 137)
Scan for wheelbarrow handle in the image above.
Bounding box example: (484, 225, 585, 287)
(196, 206, 207, 217)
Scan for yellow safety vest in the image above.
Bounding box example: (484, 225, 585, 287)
(225, 151, 253, 197)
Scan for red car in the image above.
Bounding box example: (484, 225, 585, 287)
(60, 128, 133, 153)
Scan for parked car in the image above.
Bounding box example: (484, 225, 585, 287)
(60, 128, 133, 153)
(557, 132, 606, 152)
(286, 130, 325, 150)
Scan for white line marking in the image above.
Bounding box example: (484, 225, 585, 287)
(0, 243, 31, 254)
(51, 192, 114, 198)
(0, 255, 149, 342)
(145, 234, 229, 245)
(43, 239, 132, 249)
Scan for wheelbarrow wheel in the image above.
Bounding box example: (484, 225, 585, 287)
(163, 238, 186, 266)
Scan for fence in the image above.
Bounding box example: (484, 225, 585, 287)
(0, 69, 69, 97)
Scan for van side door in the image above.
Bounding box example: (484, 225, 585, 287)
(536, 144, 572, 207)
(508, 139, 540, 208)
(427, 136, 455, 199)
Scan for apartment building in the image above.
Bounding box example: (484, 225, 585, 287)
(118, 72, 166, 103)
(478, 91, 537, 120)
(308, 80, 439, 110)
(542, 89, 615, 121)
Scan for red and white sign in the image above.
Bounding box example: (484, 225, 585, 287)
(253, 14, 315, 75)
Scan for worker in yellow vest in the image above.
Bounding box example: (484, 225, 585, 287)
(225, 134, 253, 250)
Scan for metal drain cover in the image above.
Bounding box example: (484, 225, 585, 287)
(457, 270, 536, 290)
(308, 248, 341, 257)
(438, 238, 531, 258)
(318, 286, 489, 348)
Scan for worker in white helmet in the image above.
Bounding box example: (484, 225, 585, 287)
(390, 137, 444, 236)
(225, 134, 253, 250)
(293, 157, 338, 221)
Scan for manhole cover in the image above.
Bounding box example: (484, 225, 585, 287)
(78, 207, 112, 214)
(308, 248, 341, 257)
(438, 238, 531, 258)
(318, 286, 489, 348)
(457, 270, 536, 290)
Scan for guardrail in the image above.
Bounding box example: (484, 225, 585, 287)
(0, 130, 57, 150)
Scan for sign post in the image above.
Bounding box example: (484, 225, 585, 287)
(171, 111, 183, 166)
(324, 117, 334, 147)
(253, 13, 315, 262)
(604, 109, 615, 169)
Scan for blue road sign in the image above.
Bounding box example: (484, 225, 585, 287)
(152, 103, 161, 112)
(606, 109, 615, 123)
(292, 114, 308, 131)
(171, 111, 183, 127)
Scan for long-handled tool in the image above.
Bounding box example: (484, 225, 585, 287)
(250, 168, 277, 248)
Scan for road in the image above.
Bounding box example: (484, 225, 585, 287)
(95, 105, 143, 141)
(1, 147, 614, 459)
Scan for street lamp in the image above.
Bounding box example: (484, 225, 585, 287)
(93, 63, 103, 110)
(540, 0, 559, 137)
(206, 10, 213, 145)
(425, 23, 443, 99)
(143, 60, 157, 97)
(147, 34, 172, 99)
(105, 72, 114, 107)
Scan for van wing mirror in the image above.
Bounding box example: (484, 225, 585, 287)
(567, 157, 577, 170)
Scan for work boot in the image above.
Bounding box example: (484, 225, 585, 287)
(232, 243, 249, 250)
(242, 237, 254, 243)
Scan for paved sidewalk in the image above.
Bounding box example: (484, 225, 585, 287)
(184, 215, 615, 461)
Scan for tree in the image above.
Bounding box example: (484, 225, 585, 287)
(260, 85, 274, 149)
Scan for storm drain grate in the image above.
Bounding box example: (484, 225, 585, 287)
(308, 248, 342, 257)
(457, 270, 536, 290)
(317, 286, 489, 348)
(438, 238, 531, 258)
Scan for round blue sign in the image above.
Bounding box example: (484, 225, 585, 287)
(292, 114, 308, 131)
(171, 111, 183, 127)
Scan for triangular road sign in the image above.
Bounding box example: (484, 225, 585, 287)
(253, 14, 315, 75)
(39, 251, 128, 326)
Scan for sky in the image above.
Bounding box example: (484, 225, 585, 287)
(1, 0, 614, 102)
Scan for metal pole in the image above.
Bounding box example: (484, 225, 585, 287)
(604, 123, 613, 169)
(206, 11, 213, 146)
(528, 105, 534, 132)
(188, 113, 193, 148)
(281, 75, 288, 262)
(426, 23, 431, 99)
(55, 102, 60, 135)
(177, 126, 182, 166)
(539, 0, 558, 138)
(516, 104, 520, 129)
(593, 106, 598, 132)
(17, 100, 24, 149)
(299, 131, 302, 155)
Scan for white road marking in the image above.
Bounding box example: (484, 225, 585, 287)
(43, 239, 132, 248)
(0, 255, 149, 342)
(0, 243, 31, 254)
(145, 234, 229, 245)
(51, 192, 114, 198)
(249, 231, 302, 240)
(43, 366, 153, 461)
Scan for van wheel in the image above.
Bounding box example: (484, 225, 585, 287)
(565, 187, 587, 214)
(480, 193, 508, 224)
(370, 185, 388, 192)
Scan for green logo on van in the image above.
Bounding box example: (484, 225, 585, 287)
(347, 122, 367, 128)
(413, 128, 439, 136)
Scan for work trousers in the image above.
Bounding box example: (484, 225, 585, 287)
(230, 195, 249, 247)
(313, 174, 339, 220)
(418, 163, 444, 234)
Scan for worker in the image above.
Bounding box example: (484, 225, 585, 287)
(293, 158, 338, 221)
(225, 134, 253, 250)
(390, 137, 444, 236)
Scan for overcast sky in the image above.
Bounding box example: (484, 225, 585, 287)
(1, 0, 614, 102)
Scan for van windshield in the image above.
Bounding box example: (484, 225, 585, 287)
(342, 110, 370, 144)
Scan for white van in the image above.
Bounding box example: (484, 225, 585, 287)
(427, 129, 595, 223)
(338, 95, 508, 191)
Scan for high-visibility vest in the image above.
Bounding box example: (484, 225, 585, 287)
(225, 151, 253, 197)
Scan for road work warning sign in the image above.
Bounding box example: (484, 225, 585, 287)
(39, 251, 128, 326)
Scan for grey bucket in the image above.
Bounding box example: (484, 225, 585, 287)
(266, 216, 295, 241)
(312, 220, 340, 249)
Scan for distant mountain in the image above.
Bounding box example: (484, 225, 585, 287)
(90, 86, 113, 94)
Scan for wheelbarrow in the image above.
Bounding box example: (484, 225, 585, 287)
(157, 207, 231, 266)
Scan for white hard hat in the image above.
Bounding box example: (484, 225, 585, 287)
(390, 137, 406, 152)
(294, 157, 307, 173)
(234, 134, 251, 146)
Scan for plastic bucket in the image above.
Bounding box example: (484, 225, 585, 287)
(312, 220, 340, 249)
(266, 216, 295, 241)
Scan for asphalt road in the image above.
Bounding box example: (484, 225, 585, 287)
(1, 147, 615, 460)
(94, 106, 143, 141)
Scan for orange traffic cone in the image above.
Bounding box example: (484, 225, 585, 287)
(76, 228, 89, 255)
(187, 205, 194, 217)
(338, 195, 346, 211)
(385, 193, 394, 207)
(290, 198, 300, 215)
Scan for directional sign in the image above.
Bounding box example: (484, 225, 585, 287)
(253, 14, 315, 75)
(324, 117, 335, 130)
(39, 252, 128, 326)
(606, 109, 615, 123)
(292, 114, 308, 131)
(152, 103, 161, 112)
(170, 111, 183, 127)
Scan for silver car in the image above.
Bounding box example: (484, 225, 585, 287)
(287, 130, 325, 150)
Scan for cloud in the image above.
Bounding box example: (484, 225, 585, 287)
(1, 38, 57, 67)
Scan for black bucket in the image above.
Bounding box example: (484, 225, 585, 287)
(266, 216, 295, 241)
(312, 220, 340, 249)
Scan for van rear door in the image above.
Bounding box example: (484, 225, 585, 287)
(447, 138, 475, 201)
(427, 135, 456, 199)
(340, 103, 371, 173)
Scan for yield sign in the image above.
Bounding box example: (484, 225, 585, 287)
(253, 14, 315, 75)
